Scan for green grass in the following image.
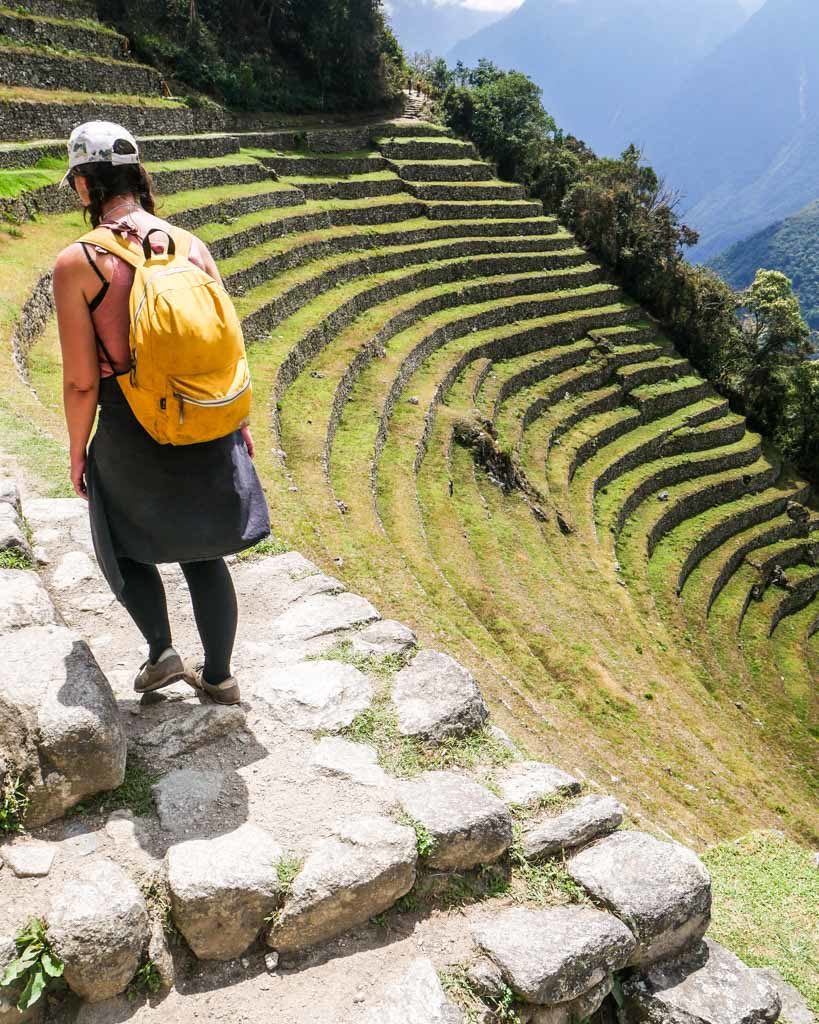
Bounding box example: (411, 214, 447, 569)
(0, 83, 185, 107)
(342, 688, 515, 778)
(235, 535, 289, 560)
(0, 767, 29, 835)
(275, 854, 303, 898)
(0, 166, 62, 198)
(703, 831, 818, 1011)
(67, 756, 161, 818)
(0, 548, 33, 570)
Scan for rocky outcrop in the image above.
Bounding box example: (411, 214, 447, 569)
(623, 939, 782, 1024)
(568, 831, 712, 965)
(167, 824, 283, 961)
(47, 859, 149, 1003)
(398, 771, 513, 870)
(1, 623, 126, 827)
(268, 816, 417, 952)
(473, 905, 635, 1004)
(393, 649, 488, 742)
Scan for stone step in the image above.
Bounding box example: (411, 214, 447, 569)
(388, 157, 494, 181)
(0, 8, 126, 60)
(282, 175, 405, 201)
(379, 137, 477, 161)
(627, 376, 713, 419)
(14, 0, 94, 17)
(260, 153, 388, 177)
(369, 118, 449, 138)
(0, 90, 235, 141)
(236, 126, 374, 153)
(0, 131, 244, 170)
(170, 183, 306, 233)
(616, 355, 690, 391)
(0, 43, 163, 95)
(406, 180, 527, 202)
(425, 198, 544, 221)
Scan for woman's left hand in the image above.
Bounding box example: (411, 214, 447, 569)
(241, 424, 255, 459)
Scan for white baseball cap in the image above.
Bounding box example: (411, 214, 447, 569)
(60, 120, 140, 188)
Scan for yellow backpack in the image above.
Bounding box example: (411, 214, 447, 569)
(79, 224, 252, 446)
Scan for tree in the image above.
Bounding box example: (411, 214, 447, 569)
(723, 270, 812, 434)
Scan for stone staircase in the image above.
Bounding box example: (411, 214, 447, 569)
(0, 479, 790, 1024)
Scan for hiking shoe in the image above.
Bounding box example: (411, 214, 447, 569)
(133, 647, 187, 693)
(187, 667, 241, 706)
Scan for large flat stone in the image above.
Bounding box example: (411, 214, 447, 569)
(0, 841, 56, 877)
(623, 940, 782, 1024)
(47, 858, 149, 1003)
(137, 704, 246, 759)
(234, 551, 343, 618)
(0, 624, 126, 826)
(473, 905, 635, 1004)
(568, 830, 712, 966)
(351, 619, 417, 657)
(167, 823, 283, 961)
(398, 771, 513, 870)
(495, 761, 581, 808)
(51, 550, 97, 591)
(311, 736, 391, 789)
(254, 659, 373, 731)
(362, 958, 464, 1024)
(152, 769, 224, 834)
(268, 816, 416, 952)
(269, 591, 380, 643)
(0, 569, 56, 633)
(521, 794, 624, 859)
(393, 650, 488, 743)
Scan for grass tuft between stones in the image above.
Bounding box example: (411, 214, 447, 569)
(440, 964, 521, 1023)
(341, 686, 517, 779)
(235, 535, 290, 561)
(67, 756, 161, 819)
(125, 960, 162, 1002)
(0, 548, 33, 570)
(0, 766, 29, 835)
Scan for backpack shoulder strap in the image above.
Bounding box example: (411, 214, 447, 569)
(78, 228, 145, 270)
(168, 226, 193, 262)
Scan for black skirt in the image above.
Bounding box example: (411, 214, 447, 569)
(87, 377, 270, 599)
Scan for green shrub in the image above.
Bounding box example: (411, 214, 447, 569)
(0, 919, 64, 1012)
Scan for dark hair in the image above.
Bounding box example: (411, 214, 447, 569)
(72, 160, 157, 227)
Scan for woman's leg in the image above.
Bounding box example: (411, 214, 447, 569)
(117, 557, 173, 662)
(180, 558, 238, 684)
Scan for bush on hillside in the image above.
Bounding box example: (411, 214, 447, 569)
(97, 0, 404, 112)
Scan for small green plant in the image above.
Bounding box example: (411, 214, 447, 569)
(441, 966, 522, 1023)
(397, 811, 436, 859)
(309, 638, 412, 679)
(237, 535, 289, 560)
(0, 549, 33, 570)
(126, 960, 162, 1001)
(0, 918, 63, 1011)
(507, 827, 586, 905)
(276, 854, 303, 898)
(141, 877, 178, 942)
(0, 767, 29, 835)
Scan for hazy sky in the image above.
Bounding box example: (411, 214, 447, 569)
(420, 0, 765, 11)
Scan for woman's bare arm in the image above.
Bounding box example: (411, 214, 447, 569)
(53, 245, 101, 498)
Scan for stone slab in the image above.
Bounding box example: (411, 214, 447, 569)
(254, 659, 373, 731)
(393, 650, 488, 743)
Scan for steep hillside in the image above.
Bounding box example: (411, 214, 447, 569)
(636, 0, 819, 262)
(448, 0, 748, 155)
(711, 200, 819, 328)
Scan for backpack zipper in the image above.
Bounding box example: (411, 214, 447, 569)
(173, 378, 251, 424)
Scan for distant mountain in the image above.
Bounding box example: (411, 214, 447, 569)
(710, 200, 819, 328)
(384, 0, 505, 57)
(448, 0, 748, 155)
(636, 0, 819, 262)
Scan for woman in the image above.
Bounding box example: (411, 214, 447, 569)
(52, 121, 270, 705)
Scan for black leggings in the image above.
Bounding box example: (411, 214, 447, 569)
(118, 557, 238, 684)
